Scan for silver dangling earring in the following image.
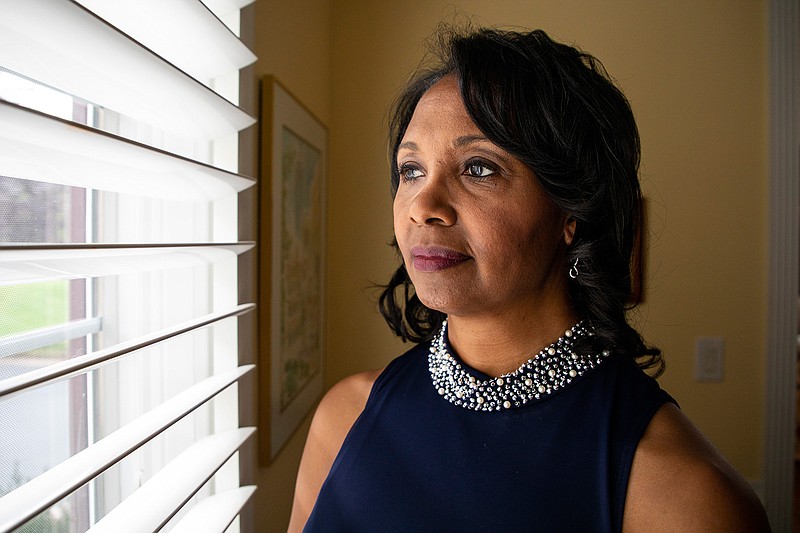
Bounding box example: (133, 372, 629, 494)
(569, 258, 579, 279)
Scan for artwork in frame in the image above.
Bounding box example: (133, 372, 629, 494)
(258, 76, 327, 464)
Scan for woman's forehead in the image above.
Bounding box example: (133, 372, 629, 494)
(414, 75, 461, 113)
(402, 77, 480, 144)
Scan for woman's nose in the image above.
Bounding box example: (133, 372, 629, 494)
(408, 174, 457, 226)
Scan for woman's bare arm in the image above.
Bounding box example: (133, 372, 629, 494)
(286, 369, 382, 533)
(623, 403, 769, 532)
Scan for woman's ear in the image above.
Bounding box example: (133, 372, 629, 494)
(563, 216, 576, 246)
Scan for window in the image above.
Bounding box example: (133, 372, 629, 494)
(0, 1, 257, 531)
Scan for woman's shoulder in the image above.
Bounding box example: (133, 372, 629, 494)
(315, 369, 384, 438)
(287, 369, 383, 533)
(302, 368, 384, 474)
(623, 403, 770, 532)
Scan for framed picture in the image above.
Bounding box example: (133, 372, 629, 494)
(258, 76, 327, 464)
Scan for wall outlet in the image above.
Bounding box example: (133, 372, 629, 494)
(695, 336, 724, 382)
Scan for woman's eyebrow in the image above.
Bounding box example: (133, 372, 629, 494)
(454, 134, 490, 146)
(398, 141, 418, 151)
(455, 135, 512, 164)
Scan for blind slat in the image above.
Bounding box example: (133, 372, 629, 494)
(202, 0, 255, 18)
(0, 243, 254, 285)
(0, 365, 254, 532)
(0, 316, 102, 359)
(0, 0, 255, 140)
(0, 101, 255, 199)
(74, 0, 256, 85)
(170, 486, 257, 533)
(0, 303, 255, 398)
(88, 428, 255, 533)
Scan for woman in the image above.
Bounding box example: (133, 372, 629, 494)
(288, 28, 769, 532)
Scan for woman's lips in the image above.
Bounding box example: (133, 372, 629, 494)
(410, 246, 470, 272)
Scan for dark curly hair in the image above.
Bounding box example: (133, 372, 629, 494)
(379, 27, 662, 373)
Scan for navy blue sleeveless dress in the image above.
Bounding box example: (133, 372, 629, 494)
(304, 336, 674, 532)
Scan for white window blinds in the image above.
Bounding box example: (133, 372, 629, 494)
(0, 1, 257, 531)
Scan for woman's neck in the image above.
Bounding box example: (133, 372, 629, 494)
(445, 308, 579, 377)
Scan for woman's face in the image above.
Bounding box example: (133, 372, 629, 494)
(393, 76, 573, 320)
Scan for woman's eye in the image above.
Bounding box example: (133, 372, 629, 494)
(464, 159, 497, 179)
(398, 164, 423, 181)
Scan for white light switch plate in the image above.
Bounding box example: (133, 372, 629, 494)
(695, 336, 724, 382)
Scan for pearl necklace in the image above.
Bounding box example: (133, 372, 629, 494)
(428, 319, 610, 412)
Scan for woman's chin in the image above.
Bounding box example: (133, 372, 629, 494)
(414, 290, 453, 314)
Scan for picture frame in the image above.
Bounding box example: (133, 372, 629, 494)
(258, 76, 327, 464)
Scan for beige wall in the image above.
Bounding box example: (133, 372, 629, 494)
(251, 1, 768, 530)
